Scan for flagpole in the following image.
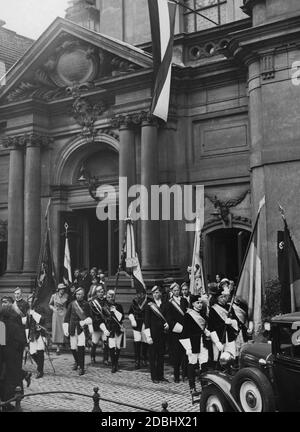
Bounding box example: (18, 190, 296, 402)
(115, 220, 127, 296)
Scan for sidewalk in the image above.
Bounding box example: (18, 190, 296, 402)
(21, 352, 200, 412)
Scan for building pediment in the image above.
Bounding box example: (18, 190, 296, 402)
(0, 17, 153, 103)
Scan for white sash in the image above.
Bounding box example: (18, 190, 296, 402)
(212, 303, 228, 322)
(169, 297, 185, 316)
(187, 309, 206, 331)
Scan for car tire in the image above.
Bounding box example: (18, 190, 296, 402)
(200, 385, 232, 412)
(231, 367, 275, 412)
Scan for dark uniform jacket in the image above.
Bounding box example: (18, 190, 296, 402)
(105, 303, 124, 337)
(208, 303, 239, 343)
(64, 300, 91, 336)
(80, 274, 92, 300)
(128, 296, 151, 332)
(90, 297, 111, 332)
(181, 309, 210, 353)
(167, 296, 188, 335)
(13, 299, 30, 317)
(144, 300, 169, 341)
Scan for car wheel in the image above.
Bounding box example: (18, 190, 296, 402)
(231, 367, 275, 412)
(200, 385, 232, 412)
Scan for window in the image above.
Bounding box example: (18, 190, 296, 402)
(278, 324, 300, 360)
(184, 0, 227, 32)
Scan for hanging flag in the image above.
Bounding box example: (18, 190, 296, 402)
(148, 0, 177, 122)
(63, 223, 72, 286)
(278, 209, 300, 313)
(190, 217, 206, 295)
(235, 196, 265, 334)
(33, 226, 57, 315)
(124, 218, 146, 294)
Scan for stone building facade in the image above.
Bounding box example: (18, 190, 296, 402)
(0, 0, 300, 306)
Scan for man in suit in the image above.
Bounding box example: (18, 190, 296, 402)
(63, 287, 92, 376)
(144, 286, 169, 384)
(181, 282, 192, 308)
(168, 282, 188, 383)
(12, 287, 29, 325)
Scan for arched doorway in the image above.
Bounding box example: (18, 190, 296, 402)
(205, 227, 251, 283)
(53, 134, 120, 279)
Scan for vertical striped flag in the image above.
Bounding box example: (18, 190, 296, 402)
(190, 217, 206, 295)
(124, 217, 146, 294)
(148, 0, 177, 122)
(235, 196, 265, 334)
(278, 207, 300, 313)
(63, 223, 72, 286)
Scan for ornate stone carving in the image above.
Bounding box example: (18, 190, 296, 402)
(205, 190, 250, 227)
(2, 134, 52, 149)
(188, 38, 230, 61)
(6, 36, 142, 103)
(0, 220, 7, 242)
(71, 96, 106, 141)
(110, 111, 160, 129)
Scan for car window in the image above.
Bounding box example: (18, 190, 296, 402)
(278, 324, 300, 359)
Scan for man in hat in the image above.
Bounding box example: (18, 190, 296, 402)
(168, 282, 188, 383)
(128, 290, 151, 369)
(105, 289, 125, 373)
(208, 281, 239, 364)
(180, 294, 210, 393)
(89, 285, 110, 365)
(12, 287, 30, 326)
(26, 295, 47, 379)
(63, 287, 92, 376)
(144, 286, 170, 383)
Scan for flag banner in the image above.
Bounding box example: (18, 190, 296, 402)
(33, 226, 57, 328)
(125, 219, 146, 293)
(236, 197, 265, 334)
(148, 0, 177, 122)
(277, 221, 300, 313)
(190, 217, 206, 295)
(63, 235, 72, 286)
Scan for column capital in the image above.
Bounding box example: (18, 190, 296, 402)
(3, 133, 53, 150)
(110, 111, 160, 129)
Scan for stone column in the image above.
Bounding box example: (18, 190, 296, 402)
(140, 113, 160, 269)
(23, 134, 44, 273)
(5, 137, 25, 272)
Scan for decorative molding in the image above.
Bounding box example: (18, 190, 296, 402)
(205, 189, 250, 227)
(71, 95, 107, 141)
(110, 111, 161, 129)
(2, 134, 52, 149)
(0, 220, 7, 242)
(261, 52, 275, 80)
(188, 38, 230, 61)
(203, 215, 252, 231)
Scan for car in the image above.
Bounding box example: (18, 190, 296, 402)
(199, 312, 300, 412)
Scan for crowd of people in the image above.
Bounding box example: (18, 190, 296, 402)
(0, 267, 253, 410)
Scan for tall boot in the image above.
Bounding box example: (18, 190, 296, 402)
(187, 364, 196, 393)
(36, 350, 44, 378)
(71, 349, 79, 370)
(91, 343, 97, 364)
(142, 342, 148, 367)
(134, 342, 141, 369)
(78, 346, 85, 376)
(115, 348, 121, 371)
(110, 348, 117, 373)
(103, 340, 109, 365)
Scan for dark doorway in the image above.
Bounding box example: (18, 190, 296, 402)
(206, 228, 251, 284)
(0, 241, 7, 276)
(59, 207, 119, 279)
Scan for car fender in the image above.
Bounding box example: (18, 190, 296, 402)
(200, 371, 242, 412)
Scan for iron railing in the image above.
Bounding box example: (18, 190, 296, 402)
(0, 386, 169, 413)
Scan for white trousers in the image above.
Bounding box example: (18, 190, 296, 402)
(133, 324, 147, 343)
(108, 334, 123, 349)
(92, 331, 107, 344)
(29, 336, 45, 355)
(70, 329, 86, 350)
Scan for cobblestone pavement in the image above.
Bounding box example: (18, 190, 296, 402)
(20, 352, 200, 413)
